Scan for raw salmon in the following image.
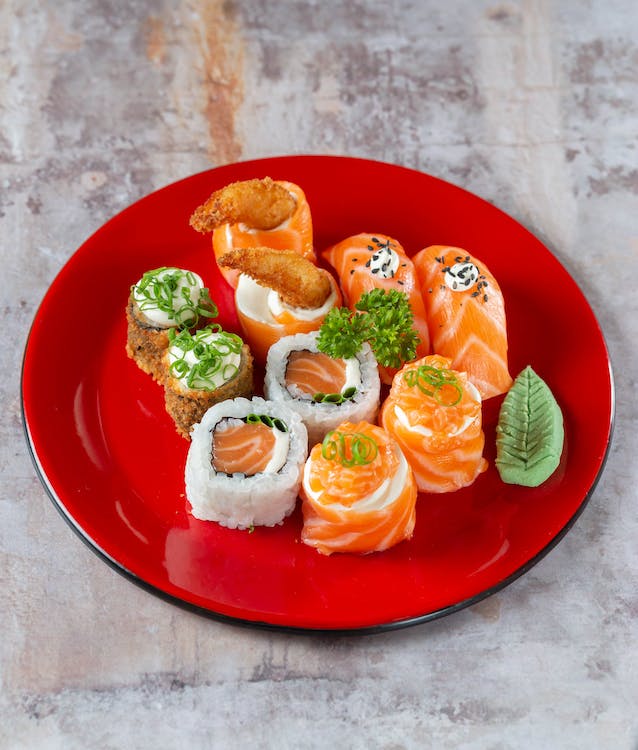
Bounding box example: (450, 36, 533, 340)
(381, 355, 488, 493)
(212, 420, 277, 475)
(300, 421, 417, 555)
(213, 181, 314, 288)
(285, 351, 347, 397)
(413, 245, 512, 399)
(323, 233, 430, 382)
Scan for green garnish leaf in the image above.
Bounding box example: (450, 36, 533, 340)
(495, 366, 564, 487)
(317, 289, 420, 368)
(316, 307, 372, 359)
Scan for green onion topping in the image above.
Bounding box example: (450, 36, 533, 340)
(403, 364, 463, 406)
(168, 326, 243, 391)
(312, 387, 357, 405)
(133, 267, 218, 328)
(321, 430, 378, 467)
(245, 414, 288, 433)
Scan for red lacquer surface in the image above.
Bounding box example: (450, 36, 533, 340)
(21, 156, 614, 632)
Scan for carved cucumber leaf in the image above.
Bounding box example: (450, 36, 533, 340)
(496, 366, 564, 487)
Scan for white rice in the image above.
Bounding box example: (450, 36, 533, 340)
(264, 332, 380, 448)
(185, 396, 308, 529)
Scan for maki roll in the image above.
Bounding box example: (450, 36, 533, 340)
(126, 267, 217, 381)
(185, 397, 308, 529)
(381, 354, 488, 493)
(163, 325, 253, 439)
(264, 331, 380, 446)
(300, 421, 417, 555)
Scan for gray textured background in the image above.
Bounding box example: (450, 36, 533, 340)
(2, 1, 637, 747)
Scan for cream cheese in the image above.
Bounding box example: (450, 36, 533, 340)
(168, 330, 241, 392)
(236, 273, 336, 324)
(133, 267, 207, 328)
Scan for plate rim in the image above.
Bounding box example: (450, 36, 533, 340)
(20, 154, 616, 634)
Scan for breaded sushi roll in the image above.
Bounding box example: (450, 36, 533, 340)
(185, 396, 308, 529)
(264, 332, 380, 446)
(163, 325, 253, 439)
(126, 267, 217, 381)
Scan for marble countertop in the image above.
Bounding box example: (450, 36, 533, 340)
(2, 1, 637, 747)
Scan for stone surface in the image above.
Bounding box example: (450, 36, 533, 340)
(2, 1, 637, 748)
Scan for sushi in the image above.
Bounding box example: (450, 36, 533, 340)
(163, 325, 253, 439)
(322, 233, 430, 381)
(219, 247, 342, 363)
(412, 245, 512, 399)
(300, 421, 417, 555)
(126, 267, 217, 381)
(189, 177, 314, 288)
(380, 355, 488, 493)
(185, 397, 308, 529)
(264, 331, 381, 446)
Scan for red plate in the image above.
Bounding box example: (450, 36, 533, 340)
(21, 156, 614, 632)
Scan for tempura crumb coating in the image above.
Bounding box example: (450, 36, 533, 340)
(218, 247, 332, 309)
(163, 345, 254, 440)
(125, 294, 171, 382)
(189, 177, 296, 234)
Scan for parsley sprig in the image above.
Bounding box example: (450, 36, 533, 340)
(316, 289, 420, 369)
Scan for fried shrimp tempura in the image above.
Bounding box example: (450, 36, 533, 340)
(190, 177, 296, 234)
(219, 247, 332, 309)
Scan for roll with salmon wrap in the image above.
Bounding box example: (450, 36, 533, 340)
(219, 247, 342, 363)
(185, 397, 308, 529)
(264, 331, 380, 447)
(300, 421, 417, 555)
(381, 355, 488, 493)
(189, 177, 314, 289)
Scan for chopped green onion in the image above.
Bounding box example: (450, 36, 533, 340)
(403, 364, 463, 406)
(321, 430, 378, 467)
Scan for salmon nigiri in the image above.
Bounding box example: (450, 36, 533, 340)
(219, 247, 341, 363)
(323, 233, 430, 381)
(301, 421, 417, 555)
(413, 245, 512, 399)
(190, 177, 314, 288)
(381, 355, 488, 493)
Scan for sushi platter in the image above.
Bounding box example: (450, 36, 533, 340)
(21, 155, 614, 632)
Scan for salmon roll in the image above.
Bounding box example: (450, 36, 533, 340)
(163, 325, 253, 439)
(381, 355, 488, 493)
(301, 421, 417, 555)
(189, 177, 314, 288)
(264, 332, 381, 446)
(322, 233, 430, 382)
(219, 247, 342, 363)
(126, 267, 217, 381)
(185, 397, 308, 529)
(413, 245, 512, 399)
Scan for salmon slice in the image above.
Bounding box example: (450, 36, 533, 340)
(381, 355, 488, 493)
(300, 421, 417, 555)
(322, 233, 430, 382)
(212, 420, 276, 475)
(413, 245, 512, 400)
(213, 181, 314, 288)
(285, 350, 347, 397)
